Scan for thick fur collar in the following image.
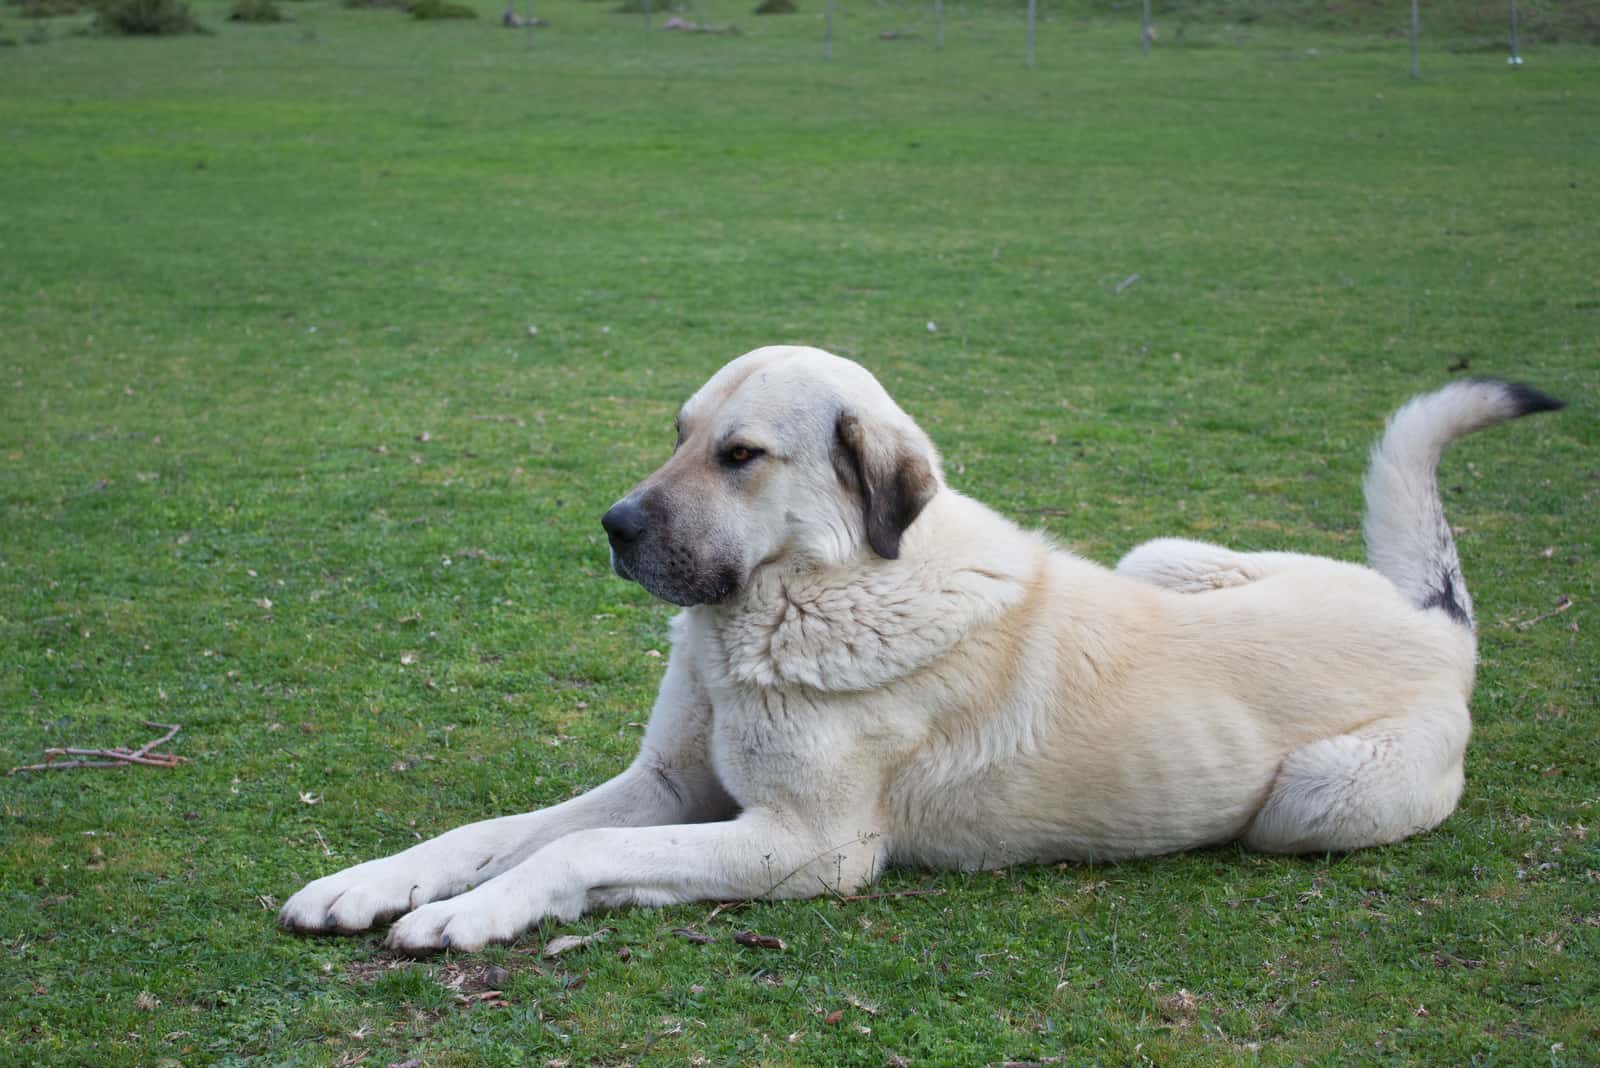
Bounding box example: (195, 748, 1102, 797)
(696, 492, 1040, 693)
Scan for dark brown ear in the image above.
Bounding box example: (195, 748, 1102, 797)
(834, 411, 937, 559)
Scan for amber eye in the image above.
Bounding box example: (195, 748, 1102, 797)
(723, 445, 763, 466)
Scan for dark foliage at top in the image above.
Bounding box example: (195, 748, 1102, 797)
(92, 0, 205, 33)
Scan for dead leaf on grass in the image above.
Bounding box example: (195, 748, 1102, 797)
(542, 928, 613, 958)
(1156, 987, 1198, 1025)
(845, 993, 880, 1015)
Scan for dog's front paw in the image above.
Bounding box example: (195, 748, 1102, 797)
(384, 879, 584, 954)
(278, 860, 437, 934)
(385, 896, 527, 954)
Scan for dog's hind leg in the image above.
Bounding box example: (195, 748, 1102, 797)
(1115, 538, 1322, 594)
(1243, 696, 1470, 854)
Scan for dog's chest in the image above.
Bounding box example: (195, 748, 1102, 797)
(704, 683, 878, 809)
(687, 562, 1033, 812)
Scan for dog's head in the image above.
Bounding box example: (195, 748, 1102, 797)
(601, 346, 942, 606)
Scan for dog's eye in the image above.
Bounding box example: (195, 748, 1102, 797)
(723, 445, 763, 466)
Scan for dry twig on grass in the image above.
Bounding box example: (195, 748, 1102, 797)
(1503, 594, 1574, 631)
(9, 721, 188, 775)
(840, 886, 945, 903)
(732, 929, 787, 950)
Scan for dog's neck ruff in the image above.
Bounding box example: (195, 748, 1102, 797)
(697, 494, 1035, 693)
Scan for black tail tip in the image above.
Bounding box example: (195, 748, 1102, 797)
(1502, 381, 1566, 417)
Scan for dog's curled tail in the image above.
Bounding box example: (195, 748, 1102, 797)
(1362, 379, 1563, 629)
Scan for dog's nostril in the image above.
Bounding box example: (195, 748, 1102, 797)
(601, 499, 647, 543)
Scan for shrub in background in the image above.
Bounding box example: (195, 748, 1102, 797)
(407, 0, 475, 18)
(93, 0, 205, 34)
(229, 0, 285, 20)
(11, 0, 88, 17)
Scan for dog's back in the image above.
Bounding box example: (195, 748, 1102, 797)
(888, 379, 1564, 863)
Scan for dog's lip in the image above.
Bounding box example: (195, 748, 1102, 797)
(633, 566, 740, 608)
(609, 548, 634, 581)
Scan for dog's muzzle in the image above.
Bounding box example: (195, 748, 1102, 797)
(599, 494, 738, 607)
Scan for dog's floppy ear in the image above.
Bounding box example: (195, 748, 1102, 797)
(833, 410, 937, 559)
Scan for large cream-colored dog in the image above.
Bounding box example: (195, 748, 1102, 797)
(280, 346, 1562, 952)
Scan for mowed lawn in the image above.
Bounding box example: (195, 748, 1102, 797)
(1, 1, 1596, 1064)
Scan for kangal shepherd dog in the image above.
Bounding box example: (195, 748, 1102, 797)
(280, 346, 1563, 952)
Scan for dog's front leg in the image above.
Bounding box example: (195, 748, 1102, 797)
(279, 638, 733, 935)
(384, 808, 886, 952)
(277, 753, 732, 934)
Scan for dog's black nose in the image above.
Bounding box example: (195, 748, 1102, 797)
(601, 498, 646, 544)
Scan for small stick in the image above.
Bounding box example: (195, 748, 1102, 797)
(44, 749, 185, 768)
(733, 930, 787, 950)
(10, 722, 187, 775)
(706, 899, 749, 921)
(839, 887, 945, 903)
(131, 721, 183, 758)
(12, 758, 131, 773)
(1505, 594, 1574, 631)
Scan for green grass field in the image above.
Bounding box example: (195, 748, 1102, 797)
(2, 0, 1596, 1063)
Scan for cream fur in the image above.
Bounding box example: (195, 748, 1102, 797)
(280, 347, 1516, 953)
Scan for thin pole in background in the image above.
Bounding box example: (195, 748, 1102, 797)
(1026, 0, 1035, 67)
(1409, 0, 1421, 79)
(935, 0, 943, 50)
(1509, 0, 1523, 65)
(1141, 0, 1150, 55)
(825, 0, 833, 59)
